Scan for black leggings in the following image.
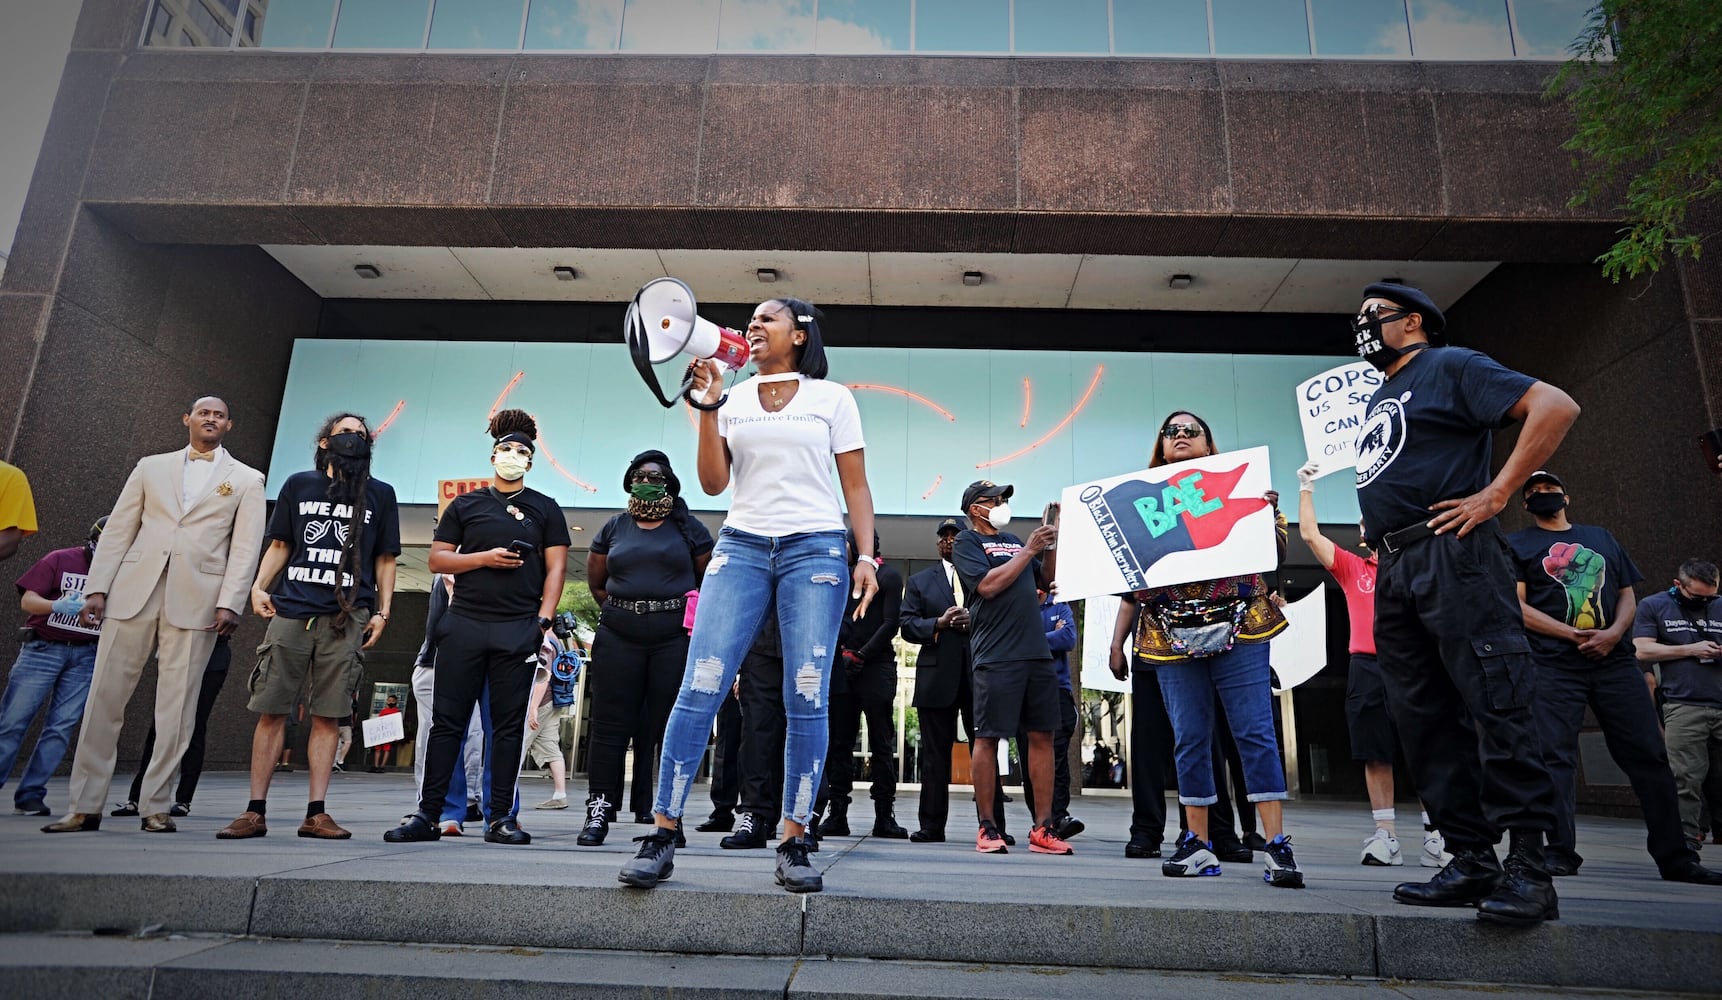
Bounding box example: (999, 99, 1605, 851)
(585, 606, 687, 806)
(418, 611, 538, 822)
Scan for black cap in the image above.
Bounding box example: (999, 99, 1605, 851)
(1362, 282, 1445, 339)
(960, 480, 1013, 514)
(623, 449, 680, 498)
(89, 516, 107, 542)
(1523, 470, 1564, 496)
(936, 518, 961, 536)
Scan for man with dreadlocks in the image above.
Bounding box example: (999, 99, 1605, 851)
(218, 413, 400, 841)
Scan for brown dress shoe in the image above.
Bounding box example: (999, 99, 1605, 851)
(298, 813, 352, 840)
(41, 813, 100, 833)
(141, 813, 177, 833)
(217, 811, 268, 840)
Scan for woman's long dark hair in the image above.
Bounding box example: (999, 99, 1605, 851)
(773, 297, 829, 380)
(1149, 410, 1216, 468)
(315, 412, 371, 634)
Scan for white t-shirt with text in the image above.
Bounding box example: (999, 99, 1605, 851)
(718, 374, 865, 537)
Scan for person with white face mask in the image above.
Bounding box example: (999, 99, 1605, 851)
(951, 479, 1074, 858)
(385, 409, 569, 847)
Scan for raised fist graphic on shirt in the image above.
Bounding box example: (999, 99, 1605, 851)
(1542, 541, 1606, 629)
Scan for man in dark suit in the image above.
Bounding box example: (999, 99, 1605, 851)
(900, 519, 1005, 842)
(827, 530, 907, 838)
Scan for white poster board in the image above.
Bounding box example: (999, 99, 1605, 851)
(1296, 361, 1383, 480)
(1079, 595, 1129, 693)
(45, 571, 99, 636)
(1269, 585, 1329, 693)
(362, 712, 405, 748)
(1054, 446, 1277, 603)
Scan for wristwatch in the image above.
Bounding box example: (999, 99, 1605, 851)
(537, 616, 554, 630)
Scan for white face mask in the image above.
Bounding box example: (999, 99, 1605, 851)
(493, 450, 530, 482)
(987, 502, 1012, 530)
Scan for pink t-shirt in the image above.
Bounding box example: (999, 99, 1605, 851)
(1327, 547, 1378, 656)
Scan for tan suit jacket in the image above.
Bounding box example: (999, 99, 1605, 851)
(85, 449, 267, 628)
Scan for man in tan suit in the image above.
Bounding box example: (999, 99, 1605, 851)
(44, 396, 265, 834)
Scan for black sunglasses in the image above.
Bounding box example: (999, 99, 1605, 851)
(1161, 422, 1205, 440)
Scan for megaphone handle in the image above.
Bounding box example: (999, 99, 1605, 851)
(684, 378, 728, 411)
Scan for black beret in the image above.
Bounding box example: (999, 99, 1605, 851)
(1363, 282, 1445, 338)
(624, 449, 680, 498)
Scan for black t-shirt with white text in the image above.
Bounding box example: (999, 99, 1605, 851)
(952, 528, 1050, 667)
(435, 486, 571, 622)
(1355, 347, 1535, 537)
(267, 471, 402, 620)
(590, 512, 714, 601)
(1508, 522, 1642, 666)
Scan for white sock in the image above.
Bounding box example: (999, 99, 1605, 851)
(551, 792, 567, 800)
(1372, 808, 1396, 836)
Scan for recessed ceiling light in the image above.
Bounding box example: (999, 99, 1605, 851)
(756, 268, 780, 283)
(353, 263, 381, 279)
(1168, 274, 1193, 290)
(553, 266, 578, 281)
(961, 271, 983, 286)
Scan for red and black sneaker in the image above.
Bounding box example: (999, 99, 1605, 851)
(1029, 821, 1075, 855)
(975, 821, 1008, 854)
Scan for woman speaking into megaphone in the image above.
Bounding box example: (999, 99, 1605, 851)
(618, 296, 879, 896)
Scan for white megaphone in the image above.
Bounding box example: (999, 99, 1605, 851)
(624, 277, 752, 410)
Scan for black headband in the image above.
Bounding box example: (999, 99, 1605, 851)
(494, 431, 535, 453)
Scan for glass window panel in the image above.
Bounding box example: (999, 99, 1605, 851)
(619, 0, 720, 51)
(1311, 0, 1410, 55)
(718, 0, 813, 50)
(241, 8, 260, 45)
(1408, 0, 1513, 58)
(258, 0, 337, 47)
(428, 0, 523, 48)
(1113, 0, 1210, 54)
(1510, 0, 1588, 58)
(815, 0, 909, 52)
(1212, 0, 1311, 54)
(524, 0, 623, 49)
(331, 0, 429, 48)
(915, 0, 1007, 52)
(1014, 0, 1108, 53)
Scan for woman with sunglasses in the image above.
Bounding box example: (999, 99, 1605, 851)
(385, 410, 569, 846)
(1117, 411, 1304, 888)
(576, 450, 713, 847)
(618, 297, 878, 895)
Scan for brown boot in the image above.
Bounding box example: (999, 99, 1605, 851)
(141, 813, 177, 833)
(298, 813, 352, 840)
(41, 813, 100, 833)
(217, 811, 268, 839)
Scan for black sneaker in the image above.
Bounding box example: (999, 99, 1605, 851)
(169, 803, 191, 818)
(577, 795, 612, 847)
(695, 808, 734, 833)
(1055, 814, 1086, 840)
(109, 800, 139, 817)
(383, 813, 441, 843)
(14, 799, 50, 817)
(1263, 834, 1305, 888)
(1243, 831, 1269, 853)
(1162, 832, 1222, 877)
(484, 819, 532, 845)
(618, 828, 677, 888)
(775, 835, 823, 893)
(1124, 834, 1161, 859)
(465, 801, 484, 823)
(722, 812, 770, 849)
(1212, 836, 1254, 863)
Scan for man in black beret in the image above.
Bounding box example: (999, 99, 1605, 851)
(1352, 281, 1580, 927)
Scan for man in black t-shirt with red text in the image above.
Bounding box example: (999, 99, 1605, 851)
(1352, 282, 1577, 927)
(1509, 471, 1719, 886)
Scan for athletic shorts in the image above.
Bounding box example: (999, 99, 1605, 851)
(247, 611, 368, 718)
(971, 657, 1061, 739)
(1345, 653, 1399, 763)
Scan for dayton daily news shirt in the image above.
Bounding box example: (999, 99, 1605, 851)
(266, 471, 402, 620)
(1633, 591, 1722, 708)
(1354, 347, 1535, 537)
(717, 375, 864, 537)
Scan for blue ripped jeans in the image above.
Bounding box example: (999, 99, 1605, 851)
(654, 527, 848, 827)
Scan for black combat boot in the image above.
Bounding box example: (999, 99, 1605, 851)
(1477, 829, 1559, 927)
(822, 800, 851, 837)
(1393, 846, 1503, 907)
(872, 805, 909, 839)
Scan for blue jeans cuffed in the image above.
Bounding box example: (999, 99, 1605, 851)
(1156, 641, 1288, 806)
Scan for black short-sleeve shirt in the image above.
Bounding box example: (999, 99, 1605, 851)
(1355, 347, 1535, 536)
(589, 512, 714, 601)
(266, 471, 402, 620)
(1633, 590, 1722, 707)
(434, 486, 570, 622)
(952, 528, 1050, 667)
(1508, 522, 1642, 665)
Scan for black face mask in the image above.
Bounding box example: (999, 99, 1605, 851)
(1675, 588, 1715, 615)
(326, 431, 372, 459)
(1353, 306, 1427, 372)
(1525, 493, 1567, 518)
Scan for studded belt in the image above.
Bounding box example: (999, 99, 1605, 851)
(606, 597, 687, 614)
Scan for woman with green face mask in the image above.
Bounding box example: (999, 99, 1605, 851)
(576, 450, 713, 846)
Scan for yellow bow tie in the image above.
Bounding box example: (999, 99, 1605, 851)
(188, 451, 214, 462)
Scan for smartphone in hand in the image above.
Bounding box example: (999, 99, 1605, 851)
(507, 539, 537, 556)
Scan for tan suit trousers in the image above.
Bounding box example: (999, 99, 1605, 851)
(68, 574, 218, 815)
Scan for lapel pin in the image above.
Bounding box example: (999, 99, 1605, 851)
(216, 482, 234, 496)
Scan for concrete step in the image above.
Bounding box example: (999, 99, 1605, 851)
(0, 933, 1698, 1000)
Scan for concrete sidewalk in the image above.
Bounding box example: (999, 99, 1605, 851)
(1, 772, 1719, 995)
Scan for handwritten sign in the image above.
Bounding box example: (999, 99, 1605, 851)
(437, 478, 490, 518)
(1054, 447, 1277, 603)
(1296, 362, 1383, 479)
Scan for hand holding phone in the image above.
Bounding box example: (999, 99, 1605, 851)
(508, 539, 537, 555)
